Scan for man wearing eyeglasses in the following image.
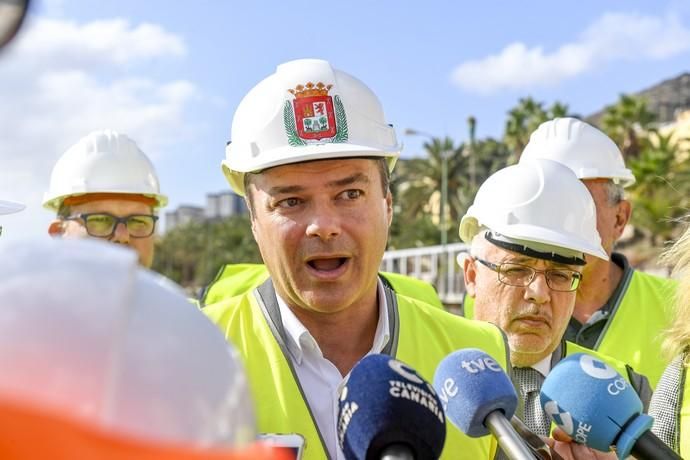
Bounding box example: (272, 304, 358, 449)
(460, 159, 650, 459)
(43, 130, 167, 268)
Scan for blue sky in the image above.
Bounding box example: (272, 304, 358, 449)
(1, 0, 690, 242)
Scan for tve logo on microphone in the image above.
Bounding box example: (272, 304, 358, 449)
(459, 355, 502, 374)
(437, 353, 503, 411)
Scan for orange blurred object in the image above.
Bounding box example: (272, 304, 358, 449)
(0, 397, 292, 460)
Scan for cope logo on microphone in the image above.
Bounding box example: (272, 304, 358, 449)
(578, 355, 618, 380)
(543, 400, 573, 434)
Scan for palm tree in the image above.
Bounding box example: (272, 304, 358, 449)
(394, 128, 513, 246)
(602, 94, 657, 159)
(626, 130, 690, 246)
(504, 97, 571, 161)
(395, 137, 459, 237)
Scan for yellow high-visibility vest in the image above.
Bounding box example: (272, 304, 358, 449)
(204, 280, 508, 460)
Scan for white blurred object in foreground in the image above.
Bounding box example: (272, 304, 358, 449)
(0, 238, 256, 447)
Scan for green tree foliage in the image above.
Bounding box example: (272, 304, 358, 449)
(153, 215, 261, 290)
(388, 212, 440, 249)
(602, 94, 657, 158)
(391, 134, 511, 247)
(392, 137, 462, 244)
(626, 130, 690, 245)
(503, 97, 570, 160)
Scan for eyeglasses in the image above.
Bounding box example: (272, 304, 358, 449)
(65, 213, 158, 239)
(473, 257, 582, 292)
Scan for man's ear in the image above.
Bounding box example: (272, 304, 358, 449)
(614, 199, 632, 239)
(48, 220, 64, 236)
(461, 253, 478, 298)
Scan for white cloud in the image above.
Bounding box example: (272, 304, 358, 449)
(0, 17, 197, 243)
(451, 11, 690, 93)
(582, 12, 690, 60)
(12, 17, 185, 68)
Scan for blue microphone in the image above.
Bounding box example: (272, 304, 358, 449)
(540, 353, 680, 459)
(433, 348, 535, 460)
(337, 354, 446, 460)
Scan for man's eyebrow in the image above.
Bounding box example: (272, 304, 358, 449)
(507, 255, 575, 270)
(267, 185, 304, 195)
(266, 172, 369, 195)
(326, 172, 370, 188)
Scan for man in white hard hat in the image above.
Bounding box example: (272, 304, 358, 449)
(43, 130, 167, 268)
(460, 158, 649, 459)
(204, 58, 511, 460)
(0, 199, 24, 237)
(520, 117, 675, 389)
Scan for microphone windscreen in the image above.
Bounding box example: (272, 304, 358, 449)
(433, 348, 517, 438)
(540, 353, 642, 452)
(337, 354, 446, 460)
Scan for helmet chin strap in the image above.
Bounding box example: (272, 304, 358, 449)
(484, 230, 586, 266)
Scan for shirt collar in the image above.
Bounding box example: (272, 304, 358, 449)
(531, 355, 551, 379)
(276, 277, 390, 365)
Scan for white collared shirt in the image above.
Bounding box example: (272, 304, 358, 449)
(277, 279, 390, 460)
(531, 355, 551, 379)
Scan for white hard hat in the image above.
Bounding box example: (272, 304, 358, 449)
(43, 130, 168, 211)
(0, 199, 24, 215)
(459, 158, 608, 262)
(0, 238, 256, 447)
(222, 58, 401, 196)
(520, 117, 635, 187)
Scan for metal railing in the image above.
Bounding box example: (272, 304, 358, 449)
(381, 243, 469, 305)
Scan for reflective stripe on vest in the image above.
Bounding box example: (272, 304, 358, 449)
(203, 279, 508, 460)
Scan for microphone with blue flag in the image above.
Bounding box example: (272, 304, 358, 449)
(540, 353, 680, 459)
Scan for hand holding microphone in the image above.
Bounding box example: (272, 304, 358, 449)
(540, 353, 680, 460)
(432, 348, 536, 460)
(337, 354, 446, 460)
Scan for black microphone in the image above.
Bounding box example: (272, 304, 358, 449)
(337, 354, 446, 460)
(540, 353, 680, 459)
(433, 348, 536, 460)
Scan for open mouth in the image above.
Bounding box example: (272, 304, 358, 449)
(307, 257, 349, 271)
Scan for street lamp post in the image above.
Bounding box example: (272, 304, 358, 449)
(467, 116, 477, 191)
(440, 150, 448, 247)
(404, 128, 451, 248)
